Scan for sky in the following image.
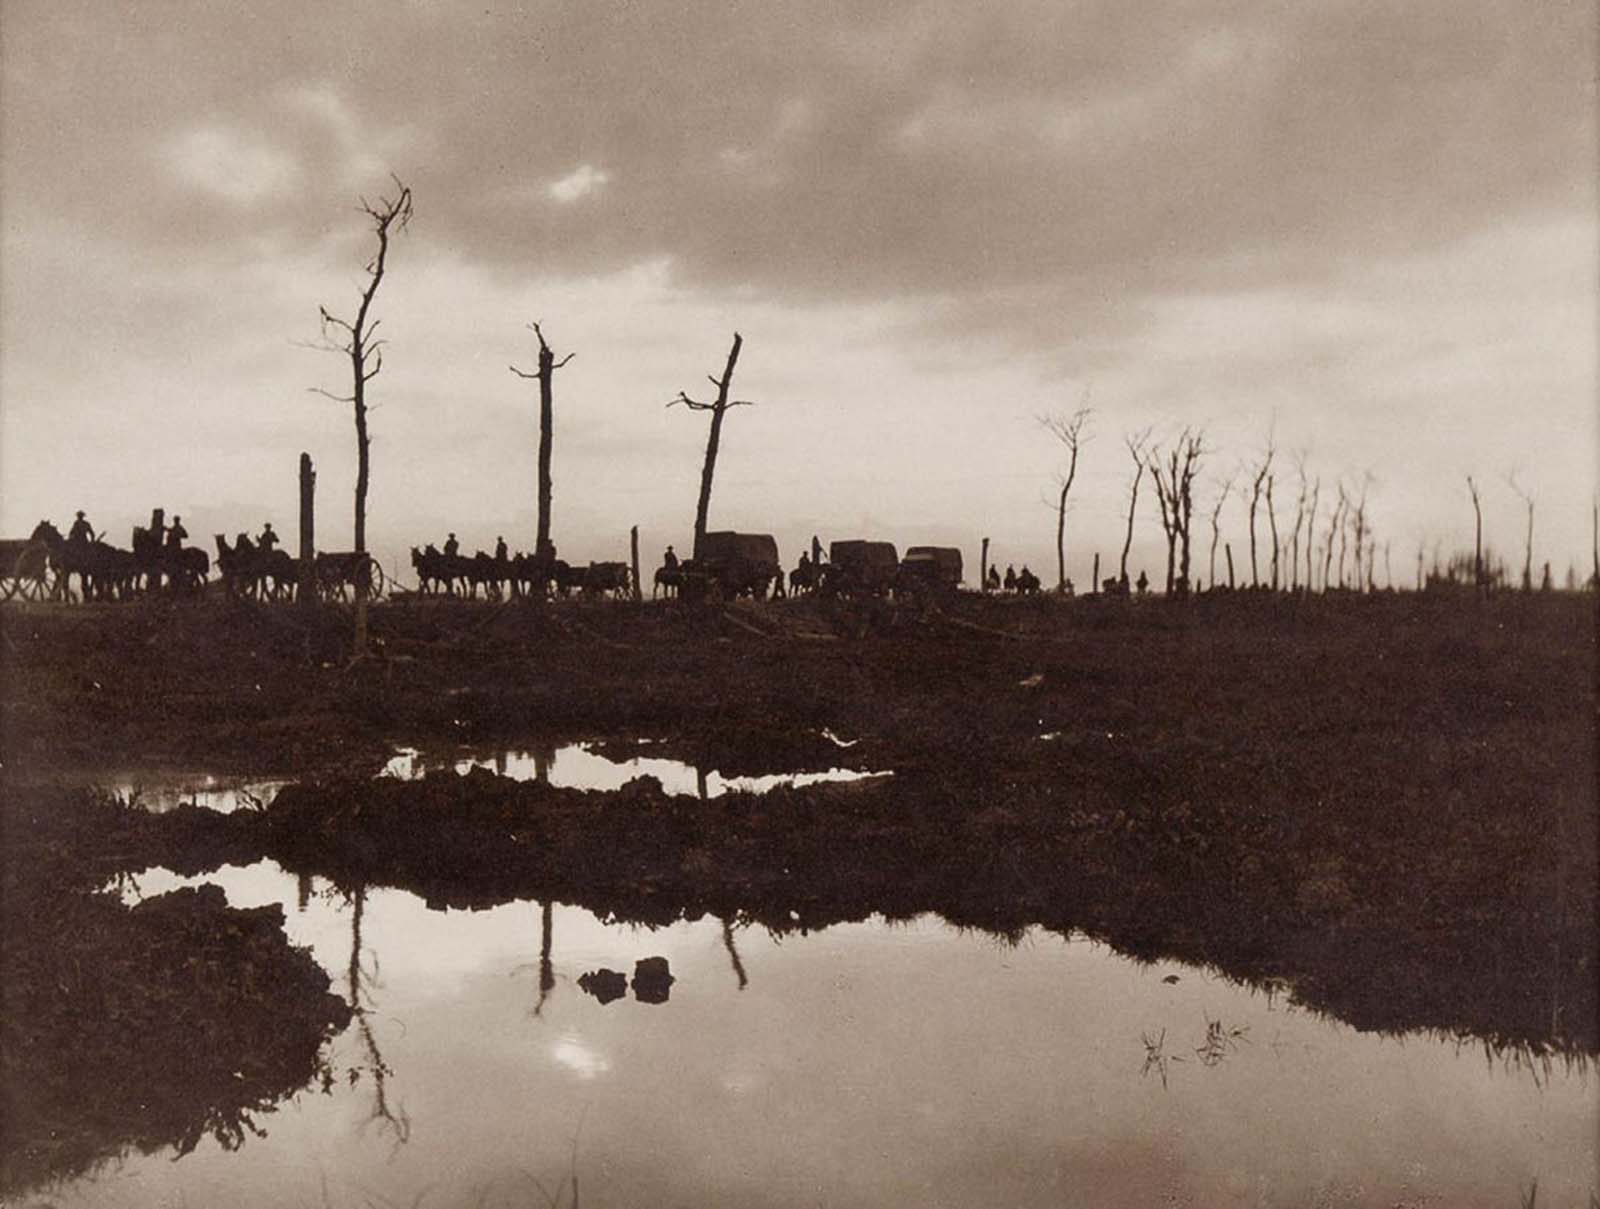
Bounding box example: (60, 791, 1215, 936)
(2, 0, 1595, 588)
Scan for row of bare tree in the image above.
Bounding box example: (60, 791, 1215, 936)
(1042, 409, 1598, 597)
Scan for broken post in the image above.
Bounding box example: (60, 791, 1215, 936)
(1092, 552, 1100, 595)
(630, 525, 642, 602)
(1225, 542, 1236, 590)
(299, 453, 316, 610)
(981, 537, 990, 592)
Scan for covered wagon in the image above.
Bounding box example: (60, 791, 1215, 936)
(684, 531, 781, 600)
(824, 539, 899, 597)
(896, 545, 963, 597)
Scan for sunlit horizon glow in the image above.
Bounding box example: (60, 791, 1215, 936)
(2, 1, 1595, 586)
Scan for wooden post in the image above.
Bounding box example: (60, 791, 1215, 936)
(1092, 552, 1100, 595)
(980, 537, 990, 592)
(811, 534, 822, 565)
(299, 453, 316, 610)
(630, 525, 642, 602)
(1225, 542, 1236, 590)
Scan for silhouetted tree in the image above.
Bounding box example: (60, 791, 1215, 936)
(1041, 406, 1091, 593)
(1207, 470, 1236, 592)
(1247, 434, 1275, 588)
(670, 333, 751, 559)
(1505, 472, 1534, 591)
(312, 178, 413, 562)
(1323, 485, 1346, 591)
(1467, 474, 1484, 589)
(1149, 429, 1204, 596)
(510, 323, 575, 562)
(1118, 428, 1152, 589)
(1265, 472, 1281, 590)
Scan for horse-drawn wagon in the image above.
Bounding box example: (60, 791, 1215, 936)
(0, 531, 53, 601)
(823, 539, 899, 598)
(680, 531, 781, 600)
(896, 545, 963, 599)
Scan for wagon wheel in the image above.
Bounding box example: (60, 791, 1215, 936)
(361, 554, 387, 601)
(12, 542, 50, 601)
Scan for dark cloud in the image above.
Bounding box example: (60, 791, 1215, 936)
(4, 0, 1592, 309)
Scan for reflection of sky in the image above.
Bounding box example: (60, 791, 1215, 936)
(383, 743, 889, 798)
(79, 863, 1599, 1209)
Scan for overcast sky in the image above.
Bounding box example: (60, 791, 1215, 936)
(2, 0, 1595, 586)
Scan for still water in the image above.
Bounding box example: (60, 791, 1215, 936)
(87, 742, 885, 813)
(38, 861, 1597, 1209)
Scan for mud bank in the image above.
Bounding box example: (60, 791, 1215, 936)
(1, 864, 350, 1198)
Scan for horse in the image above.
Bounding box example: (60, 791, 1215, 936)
(653, 564, 681, 598)
(788, 560, 822, 597)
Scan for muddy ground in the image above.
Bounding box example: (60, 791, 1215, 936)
(2, 591, 1596, 1190)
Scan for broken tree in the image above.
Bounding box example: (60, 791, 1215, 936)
(510, 322, 575, 562)
(1041, 405, 1091, 593)
(670, 333, 752, 559)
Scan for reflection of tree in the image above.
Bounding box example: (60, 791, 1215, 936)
(722, 917, 748, 991)
(535, 900, 555, 1016)
(345, 885, 410, 1145)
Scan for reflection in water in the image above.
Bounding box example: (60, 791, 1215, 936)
(536, 900, 555, 1016)
(345, 886, 410, 1146)
(51, 864, 1597, 1209)
(380, 742, 888, 798)
(722, 918, 749, 991)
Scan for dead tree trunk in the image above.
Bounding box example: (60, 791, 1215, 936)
(313, 177, 412, 656)
(1266, 474, 1280, 591)
(1092, 552, 1100, 595)
(1042, 407, 1091, 593)
(1225, 542, 1236, 590)
(1207, 474, 1234, 593)
(671, 334, 750, 560)
(981, 537, 990, 591)
(1467, 475, 1484, 589)
(1119, 429, 1152, 588)
(298, 452, 316, 612)
(1506, 474, 1533, 591)
(510, 324, 575, 561)
(1247, 441, 1274, 588)
(630, 525, 642, 602)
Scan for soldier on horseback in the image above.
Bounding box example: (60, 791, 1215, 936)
(663, 545, 679, 571)
(258, 522, 279, 553)
(68, 511, 94, 545)
(444, 533, 460, 558)
(166, 515, 188, 550)
(495, 536, 509, 563)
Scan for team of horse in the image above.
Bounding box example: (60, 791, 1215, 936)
(410, 545, 631, 600)
(3, 521, 210, 601)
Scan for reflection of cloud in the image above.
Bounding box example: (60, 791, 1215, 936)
(547, 164, 610, 204)
(164, 126, 297, 204)
(551, 1036, 610, 1080)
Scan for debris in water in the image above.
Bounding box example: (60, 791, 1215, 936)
(632, 956, 675, 1005)
(578, 969, 628, 1005)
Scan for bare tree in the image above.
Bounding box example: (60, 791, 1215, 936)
(1323, 484, 1346, 592)
(670, 333, 751, 559)
(1041, 405, 1092, 593)
(1303, 477, 1321, 591)
(312, 178, 413, 562)
(1149, 429, 1204, 596)
(510, 322, 576, 562)
(1505, 471, 1534, 591)
(1265, 473, 1281, 590)
(1207, 470, 1236, 592)
(1118, 427, 1153, 589)
(1246, 434, 1276, 589)
(1466, 474, 1484, 589)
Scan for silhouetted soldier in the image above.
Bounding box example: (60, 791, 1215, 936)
(258, 522, 279, 553)
(663, 545, 679, 571)
(444, 533, 460, 558)
(1004, 564, 1017, 592)
(495, 536, 508, 562)
(1136, 569, 1149, 595)
(986, 565, 1000, 591)
(68, 511, 93, 544)
(166, 515, 188, 550)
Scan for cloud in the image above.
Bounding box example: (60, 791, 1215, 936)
(164, 125, 297, 204)
(546, 163, 610, 204)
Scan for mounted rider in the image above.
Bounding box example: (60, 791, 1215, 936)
(68, 511, 94, 545)
(444, 533, 460, 558)
(663, 545, 679, 571)
(495, 536, 509, 563)
(258, 522, 279, 553)
(166, 515, 188, 550)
